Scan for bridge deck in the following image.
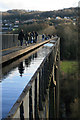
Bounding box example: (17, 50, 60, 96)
(1, 39, 51, 64)
(2, 39, 43, 56)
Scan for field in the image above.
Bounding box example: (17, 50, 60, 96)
(60, 61, 78, 74)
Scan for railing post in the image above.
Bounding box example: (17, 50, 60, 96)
(20, 101, 24, 120)
(29, 87, 33, 119)
(32, 80, 35, 119)
(35, 77, 37, 118)
(54, 49, 60, 119)
(23, 91, 29, 119)
(43, 63, 46, 95)
(45, 59, 48, 90)
(39, 70, 43, 111)
(37, 73, 40, 110)
(42, 67, 45, 101)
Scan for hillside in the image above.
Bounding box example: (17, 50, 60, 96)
(2, 7, 78, 20)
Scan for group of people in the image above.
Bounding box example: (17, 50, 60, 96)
(42, 34, 52, 41)
(18, 29, 54, 47)
(18, 29, 38, 46)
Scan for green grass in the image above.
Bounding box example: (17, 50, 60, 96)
(60, 61, 78, 74)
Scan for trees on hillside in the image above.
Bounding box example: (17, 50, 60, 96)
(56, 24, 78, 60)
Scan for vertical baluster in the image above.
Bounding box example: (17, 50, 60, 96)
(56, 60, 60, 118)
(54, 66, 57, 81)
(45, 60, 48, 90)
(42, 66, 45, 101)
(23, 92, 29, 119)
(35, 77, 37, 118)
(39, 70, 43, 111)
(49, 76, 56, 119)
(37, 73, 39, 110)
(20, 101, 24, 120)
(46, 59, 48, 88)
(35, 77, 39, 119)
(44, 61, 48, 95)
(32, 80, 35, 119)
(44, 62, 46, 95)
(29, 87, 33, 120)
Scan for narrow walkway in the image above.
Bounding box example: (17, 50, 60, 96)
(2, 39, 42, 56)
(1, 39, 50, 64)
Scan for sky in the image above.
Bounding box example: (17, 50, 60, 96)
(0, 0, 79, 11)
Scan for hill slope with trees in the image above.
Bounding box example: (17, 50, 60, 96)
(2, 7, 78, 20)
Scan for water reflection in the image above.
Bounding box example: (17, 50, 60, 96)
(34, 52, 37, 58)
(18, 62, 25, 77)
(18, 53, 38, 77)
(25, 53, 37, 67)
(1, 43, 54, 118)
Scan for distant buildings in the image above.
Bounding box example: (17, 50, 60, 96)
(55, 17, 62, 20)
(23, 19, 33, 23)
(2, 14, 77, 33)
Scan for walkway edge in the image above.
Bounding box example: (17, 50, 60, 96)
(2, 40, 50, 64)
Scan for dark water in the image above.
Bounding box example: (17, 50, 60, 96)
(1, 43, 54, 118)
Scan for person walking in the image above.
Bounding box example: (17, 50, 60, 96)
(30, 32, 32, 43)
(18, 29, 24, 46)
(25, 31, 29, 46)
(42, 34, 45, 41)
(35, 31, 38, 43)
(31, 31, 34, 43)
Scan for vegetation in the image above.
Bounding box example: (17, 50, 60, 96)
(14, 22, 49, 33)
(2, 7, 78, 20)
(60, 61, 78, 74)
(56, 23, 78, 60)
(60, 61, 80, 118)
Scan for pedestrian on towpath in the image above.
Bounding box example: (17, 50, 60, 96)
(18, 29, 24, 46)
(42, 34, 45, 41)
(25, 31, 29, 46)
(35, 31, 38, 43)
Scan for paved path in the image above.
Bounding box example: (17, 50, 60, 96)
(1, 37, 57, 64)
(2, 39, 43, 56)
(1, 39, 50, 64)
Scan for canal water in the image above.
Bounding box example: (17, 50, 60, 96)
(1, 43, 54, 118)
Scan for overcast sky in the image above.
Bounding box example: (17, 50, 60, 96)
(0, 0, 79, 11)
